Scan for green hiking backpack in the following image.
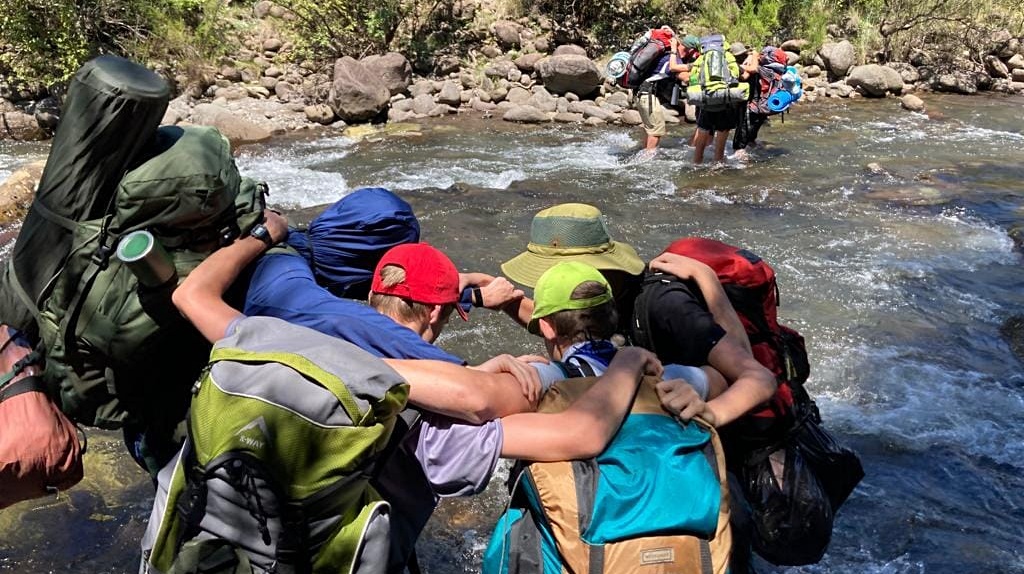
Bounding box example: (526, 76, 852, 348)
(142, 316, 410, 574)
(686, 34, 749, 111)
(35, 125, 264, 467)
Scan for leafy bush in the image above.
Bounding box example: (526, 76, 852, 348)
(0, 0, 233, 87)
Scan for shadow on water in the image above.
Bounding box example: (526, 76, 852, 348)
(2, 93, 1024, 573)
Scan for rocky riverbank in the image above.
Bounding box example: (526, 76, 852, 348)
(2, 3, 1023, 147)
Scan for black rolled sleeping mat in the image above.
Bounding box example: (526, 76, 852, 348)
(0, 55, 170, 335)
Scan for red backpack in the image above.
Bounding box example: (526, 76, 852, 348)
(618, 28, 674, 89)
(649, 238, 812, 432)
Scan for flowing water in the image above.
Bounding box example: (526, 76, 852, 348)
(1, 93, 1023, 573)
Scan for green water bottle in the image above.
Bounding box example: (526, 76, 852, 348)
(115, 230, 177, 287)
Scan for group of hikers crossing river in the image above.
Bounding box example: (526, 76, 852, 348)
(609, 26, 803, 162)
(0, 40, 859, 574)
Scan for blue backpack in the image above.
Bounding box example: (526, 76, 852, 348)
(482, 376, 732, 574)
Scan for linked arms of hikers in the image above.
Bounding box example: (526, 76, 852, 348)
(499, 347, 662, 461)
(173, 212, 540, 423)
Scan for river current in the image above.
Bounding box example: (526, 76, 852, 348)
(1, 94, 1023, 573)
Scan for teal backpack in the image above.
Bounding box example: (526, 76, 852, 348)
(483, 375, 732, 574)
(142, 316, 410, 574)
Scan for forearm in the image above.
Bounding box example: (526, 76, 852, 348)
(173, 236, 265, 342)
(501, 296, 534, 328)
(499, 353, 646, 460)
(705, 369, 776, 426)
(384, 359, 534, 423)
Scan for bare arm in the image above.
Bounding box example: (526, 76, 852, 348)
(383, 359, 536, 424)
(498, 347, 662, 461)
(705, 337, 776, 425)
(173, 211, 288, 343)
(649, 252, 752, 354)
(657, 339, 775, 427)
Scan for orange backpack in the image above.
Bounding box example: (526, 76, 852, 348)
(0, 325, 83, 508)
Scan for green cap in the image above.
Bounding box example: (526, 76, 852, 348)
(529, 261, 613, 333)
(501, 203, 645, 287)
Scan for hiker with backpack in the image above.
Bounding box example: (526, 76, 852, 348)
(730, 42, 760, 160)
(501, 203, 779, 572)
(734, 46, 792, 153)
(483, 260, 734, 573)
(146, 211, 664, 573)
(631, 30, 701, 152)
(686, 34, 750, 164)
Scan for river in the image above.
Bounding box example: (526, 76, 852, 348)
(1, 93, 1023, 573)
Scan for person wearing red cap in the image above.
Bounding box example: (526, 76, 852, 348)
(170, 216, 665, 574)
(368, 243, 470, 344)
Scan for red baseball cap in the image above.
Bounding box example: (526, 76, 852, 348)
(371, 243, 469, 321)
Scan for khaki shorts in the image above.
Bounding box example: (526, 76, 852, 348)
(636, 92, 667, 137)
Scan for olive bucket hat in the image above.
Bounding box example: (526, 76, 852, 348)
(501, 203, 646, 287)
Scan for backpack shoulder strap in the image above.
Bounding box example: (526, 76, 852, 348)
(564, 356, 597, 378)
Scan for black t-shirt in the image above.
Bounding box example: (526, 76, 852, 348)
(631, 273, 726, 366)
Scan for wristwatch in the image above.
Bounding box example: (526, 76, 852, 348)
(249, 223, 274, 247)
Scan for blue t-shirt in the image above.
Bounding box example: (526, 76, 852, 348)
(244, 250, 502, 573)
(244, 252, 464, 364)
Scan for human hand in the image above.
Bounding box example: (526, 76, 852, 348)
(656, 379, 716, 426)
(263, 210, 289, 244)
(609, 346, 663, 379)
(649, 252, 712, 281)
(479, 276, 525, 309)
(471, 354, 542, 404)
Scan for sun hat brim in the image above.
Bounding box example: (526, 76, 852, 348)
(501, 240, 645, 287)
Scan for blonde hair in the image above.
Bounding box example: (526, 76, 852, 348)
(369, 265, 433, 323)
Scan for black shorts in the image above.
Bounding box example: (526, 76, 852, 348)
(696, 108, 738, 132)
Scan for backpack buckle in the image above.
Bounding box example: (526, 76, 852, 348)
(91, 243, 114, 269)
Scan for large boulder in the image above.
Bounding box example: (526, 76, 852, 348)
(0, 112, 46, 141)
(819, 40, 856, 78)
(846, 64, 904, 96)
(932, 72, 978, 94)
(360, 52, 413, 96)
(0, 160, 45, 224)
(328, 56, 391, 121)
(492, 20, 524, 49)
(553, 44, 588, 57)
(984, 55, 1010, 79)
(503, 105, 550, 123)
(437, 81, 462, 107)
(190, 104, 273, 146)
(780, 39, 810, 53)
(887, 62, 920, 84)
(484, 59, 518, 78)
(1007, 54, 1024, 71)
(536, 55, 602, 96)
(515, 53, 545, 73)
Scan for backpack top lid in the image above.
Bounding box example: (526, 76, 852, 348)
(113, 125, 241, 237)
(700, 34, 726, 52)
(663, 237, 775, 290)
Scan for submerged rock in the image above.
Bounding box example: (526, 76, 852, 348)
(1000, 315, 1024, 362)
(901, 94, 926, 113)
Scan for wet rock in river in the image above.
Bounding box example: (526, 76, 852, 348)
(0, 160, 45, 224)
(1000, 315, 1024, 362)
(901, 94, 926, 113)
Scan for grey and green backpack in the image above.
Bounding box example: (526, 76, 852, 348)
(142, 316, 410, 574)
(34, 125, 265, 470)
